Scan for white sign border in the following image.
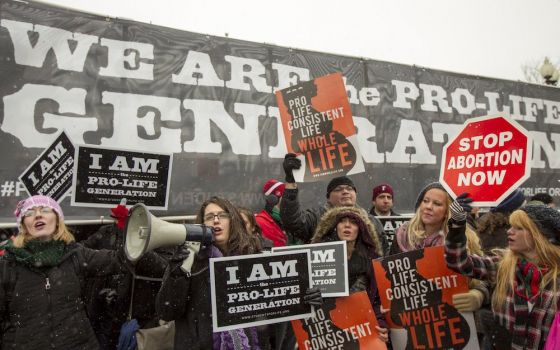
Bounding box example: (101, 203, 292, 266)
(17, 130, 73, 201)
(70, 144, 173, 210)
(209, 250, 313, 332)
(272, 241, 349, 297)
(439, 114, 532, 207)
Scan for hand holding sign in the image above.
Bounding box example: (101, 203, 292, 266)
(303, 287, 323, 306)
(452, 289, 484, 312)
(440, 115, 532, 207)
(449, 193, 473, 225)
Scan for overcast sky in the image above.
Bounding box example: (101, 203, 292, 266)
(41, 0, 560, 82)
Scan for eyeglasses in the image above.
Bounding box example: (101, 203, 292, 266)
(203, 212, 231, 224)
(23, 206, 54, 218)
(332, 185, 355, 193)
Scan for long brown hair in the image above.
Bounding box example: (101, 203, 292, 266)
(237, 207, 263, 236)
(195, 197, 260, 256)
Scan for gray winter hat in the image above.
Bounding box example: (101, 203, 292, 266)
(414, 182, 447, 210)
(521, 205, 560, 246)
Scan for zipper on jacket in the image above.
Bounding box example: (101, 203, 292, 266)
(42, 273, 55, 346)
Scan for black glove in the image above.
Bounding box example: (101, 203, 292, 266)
(449, 193, 473, 225)
(303, 287, 323, 306)
(168, 244, 190, 277)
(349, 275, 368, 294)
(99, 288, 118, 306)
(283, 153, 301, 183)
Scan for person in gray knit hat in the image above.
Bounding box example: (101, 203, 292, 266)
(446, 199, 560, 350)
(521, 204, 560, 245)
(413, 181, 446, 211)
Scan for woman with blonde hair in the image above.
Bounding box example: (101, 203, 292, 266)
(0, 195, 128, 349)
(390, 182, 482, 256)
(389, 182, 489, 314)
(446, 201, 560, 350)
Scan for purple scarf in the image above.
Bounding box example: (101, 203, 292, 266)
(209, 246, 261, 350)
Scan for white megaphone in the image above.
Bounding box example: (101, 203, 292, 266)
(124, 203, 214, 262)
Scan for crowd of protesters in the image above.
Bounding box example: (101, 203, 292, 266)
(0, 153, 559, 350)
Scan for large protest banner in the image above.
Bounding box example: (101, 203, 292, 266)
(292, 291, 387, 350)
(71, 145, 172, 209)
(209, 251, 312, 331)
(273, 241, 349, 297)
(18, 130, 74, 201)
(276, 72, 364, 182)
(1, 0, 560, 222)
(372, 246, 479, 350)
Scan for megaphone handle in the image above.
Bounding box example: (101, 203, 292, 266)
(127, 272, 136, 320)
(180, 242, 201, 275)
(180, 254, 195, 275)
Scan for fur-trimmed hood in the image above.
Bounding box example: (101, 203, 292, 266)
(312, 206, 383, 257)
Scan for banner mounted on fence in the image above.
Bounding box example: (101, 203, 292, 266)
(1, 0, 560, 221)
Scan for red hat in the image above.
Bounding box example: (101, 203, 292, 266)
(372, 183, 394, 201)
(263, 179, 285, 197)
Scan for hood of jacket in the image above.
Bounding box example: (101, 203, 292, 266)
(311, 206, 383, 257)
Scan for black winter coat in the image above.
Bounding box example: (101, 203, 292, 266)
(156, 246, 264, 350)
(156, 246, 213, 350)
(0, 242, 123, 350)
(82, 225, 168, 327)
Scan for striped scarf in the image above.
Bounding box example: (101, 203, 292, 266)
(515, 259, 548, 302)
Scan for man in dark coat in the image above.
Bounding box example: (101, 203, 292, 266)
(82, 203, 168, 349)
(369, 183, 400, 217)
(279, 153, 388, 253)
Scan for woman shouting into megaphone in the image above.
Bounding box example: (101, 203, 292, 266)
(156, 196, 322, 350)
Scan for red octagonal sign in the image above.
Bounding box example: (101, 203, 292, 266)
(440, 115, 532, 206)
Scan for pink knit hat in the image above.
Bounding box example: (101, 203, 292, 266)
(14, 195, 63, 224)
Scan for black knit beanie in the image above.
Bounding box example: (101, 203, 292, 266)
(326, 176, 356, 198)
(521, 205, 560, 246)
(491, 189, 526, 213)
(414, 182, 447, 210)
